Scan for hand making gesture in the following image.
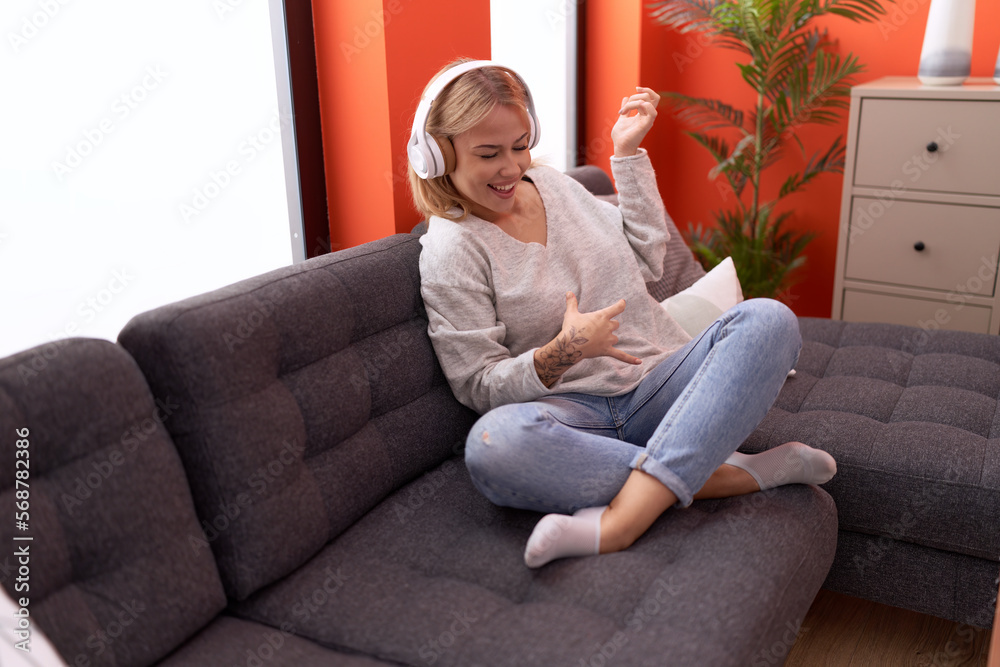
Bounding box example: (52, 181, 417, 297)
(611, 86, 660, 158)
(533, 293, 641, 389)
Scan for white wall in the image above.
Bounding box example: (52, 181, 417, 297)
(0, 0, 300, 359)
(491, 0, 577, 171)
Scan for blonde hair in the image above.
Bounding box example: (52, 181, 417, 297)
(408, 58, 534, 222)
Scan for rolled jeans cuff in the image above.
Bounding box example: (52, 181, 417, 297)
(630, 451, 693, 508)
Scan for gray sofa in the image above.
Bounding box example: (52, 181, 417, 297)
(0, 167, 995, 666)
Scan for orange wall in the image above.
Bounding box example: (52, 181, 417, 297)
(312, 0, 491, 251)
(589, 1, 1000, 318)
(312, 0, 394, 252)
(383, 1, 491, 235)
(583, 0, 642, 171)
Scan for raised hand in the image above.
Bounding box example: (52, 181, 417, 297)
(611, 87, 660, 158)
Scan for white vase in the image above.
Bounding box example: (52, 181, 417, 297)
(918, 0, 976, 85)
(994, 42, 1000, 84)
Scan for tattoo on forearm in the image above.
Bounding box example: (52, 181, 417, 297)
(535, 326, 587, 388)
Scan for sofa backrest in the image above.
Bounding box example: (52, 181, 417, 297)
(0, 338, 226, 666)
(118, 234, 478, 602)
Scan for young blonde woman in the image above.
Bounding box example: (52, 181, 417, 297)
(409, 59, 836, 568)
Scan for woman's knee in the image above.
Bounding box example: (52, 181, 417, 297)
(726, 299, 801, 371)
(464, 403, 544, 481)
(464, 403, 556, 508)
(738, 298, 800, 344)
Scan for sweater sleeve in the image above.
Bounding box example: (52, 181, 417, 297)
(419, 223, 552, 414)
(610, 148, 669, 283)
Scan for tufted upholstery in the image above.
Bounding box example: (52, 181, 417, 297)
(11, 156, 998, 664)
(118, 235, 479, 602)
(0, 339, 227, 666)
(7, 161, 997, 664)
(231, 468, 834, 666)
(744, 318, 1000, 627)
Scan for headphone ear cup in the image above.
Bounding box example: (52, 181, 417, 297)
(434, 135, 456, 176)
(526, 98, 540, 149)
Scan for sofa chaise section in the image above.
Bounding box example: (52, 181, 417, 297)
(747, 318, 1000, 628)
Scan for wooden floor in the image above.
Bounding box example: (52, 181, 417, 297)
(785, 589, 993, 666)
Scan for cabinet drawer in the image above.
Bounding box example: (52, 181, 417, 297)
(854, 98, 1000, 197)
(842, 289, 992, 334)
(846, 198, 1000, 295)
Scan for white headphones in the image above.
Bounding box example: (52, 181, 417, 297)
(407, 60, 540, 180)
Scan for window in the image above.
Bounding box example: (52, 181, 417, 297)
(0, 0, 302, 358)
(491, 0, 579, 171)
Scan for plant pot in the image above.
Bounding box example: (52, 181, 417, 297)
(918, 0, 975, 86)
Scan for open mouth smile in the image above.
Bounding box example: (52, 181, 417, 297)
(488, 182, 516, 198)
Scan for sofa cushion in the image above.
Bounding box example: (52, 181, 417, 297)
(659, 256, 743, 337)
(231, 457, 837, 667)
(118, 234, 479, 602)
(158, 616, 393, 666)
(0, 339, 226, 666)
(744, 318, 1000, 563)
(825, 529, 999, 629)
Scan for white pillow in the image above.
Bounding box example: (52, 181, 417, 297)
(660, 256, 743, 337)
(659, 257, 797, 377)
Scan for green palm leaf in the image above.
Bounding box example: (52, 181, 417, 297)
(664, 93, 748, 132)
(652, 0, 885, 300)
(648, 0, 724, 33)
(686, 131, 751, 197)
(819, 0, 889, 21)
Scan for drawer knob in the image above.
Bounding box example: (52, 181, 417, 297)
(914, 241, 926, 252)
(926, 141, 939, 153)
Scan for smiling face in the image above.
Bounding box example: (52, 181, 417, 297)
(449, 103, 531, 222)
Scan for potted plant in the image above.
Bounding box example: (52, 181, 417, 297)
(648, 0, 889, 300)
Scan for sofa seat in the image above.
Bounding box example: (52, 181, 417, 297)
(747, 318, 1000, 627)
(159, 616, 391, 666)
(231, 454, 836, 667)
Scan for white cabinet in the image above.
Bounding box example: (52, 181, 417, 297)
(832, 77, 1000, 334)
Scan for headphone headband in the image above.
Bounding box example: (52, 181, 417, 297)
(407, 60, 540, 180)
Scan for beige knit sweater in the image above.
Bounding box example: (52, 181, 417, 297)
(419, 149, 691, 415)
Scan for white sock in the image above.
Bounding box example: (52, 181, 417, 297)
(725, 442, 836, 491)
(524, 506, 605, 568)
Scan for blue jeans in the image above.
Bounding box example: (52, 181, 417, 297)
(464, 299, 801, 513)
